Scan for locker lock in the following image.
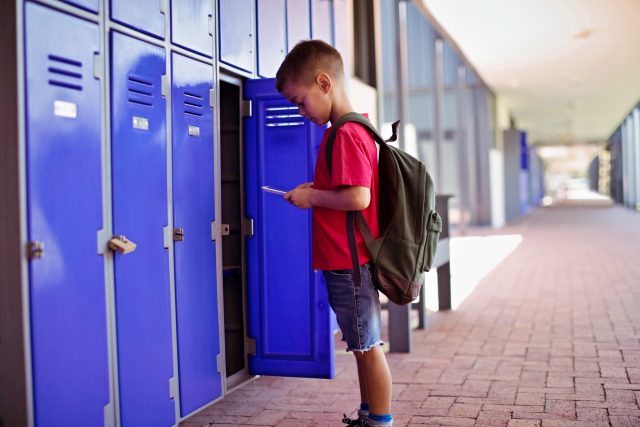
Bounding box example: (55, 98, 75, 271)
(27, 241, 45, 259)
(221, 224, 230, 236)
(108, 235, 137, 255)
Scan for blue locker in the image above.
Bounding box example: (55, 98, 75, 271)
(286, 0, 310, 51)
(218, 0, 254, 73)
(311, 0, 334, 46)
(171, 53, 222, 416)
(59, 0, 99, 13)
(244, 78, 334, 379)
(171, 0, 213, 57)
(24, 3, 109, 425)
(110, 31, 174, 427)
(111, 0, 165, 39)
(257, 0, 286, 78)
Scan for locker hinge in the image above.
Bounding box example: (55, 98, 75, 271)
(103, 403, 115, 427)
(161, 74, 169, 98)
(169, 377, 178, 400)
(159, 0, 168, 14)
(245, 337, 256, 356)
(211, 221, 218, 241)
(93, 52, 103, 80)
(208, 14, 214, 36)
(242, 100, 252, 117)
(97, 229, 109, 255)
(27, 241, 44, 260)
(209, 88, 215, 108)
(173, 227, 185, 241)
(216, 353, 224, 373)
(242, 218, 254, 237)
(163, 226, 171, 248)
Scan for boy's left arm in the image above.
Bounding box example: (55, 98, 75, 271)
(286, 127, 373, 210)
(285, 184, 370, 210)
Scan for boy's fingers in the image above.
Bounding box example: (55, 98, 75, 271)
(284, 192, 296, 205)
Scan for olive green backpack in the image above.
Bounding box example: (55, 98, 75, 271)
(326, 112, 442, 305)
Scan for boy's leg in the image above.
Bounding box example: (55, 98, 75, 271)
(354, 347, 392, 415)
(323, 264, 392, 424)
(356, 357, 369, 404)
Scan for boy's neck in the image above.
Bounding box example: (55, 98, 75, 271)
(329, 86, 355, 124)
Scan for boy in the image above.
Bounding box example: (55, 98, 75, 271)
(277, 40, 393, 427)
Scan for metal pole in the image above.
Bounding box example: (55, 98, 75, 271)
(395, 0, 410, 151)
(456, 65, 468, 233)
(387, 0, 412, 353)
(434, 38, 444, 189)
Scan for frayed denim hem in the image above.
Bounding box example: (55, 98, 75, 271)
(346, 339, 385, 353)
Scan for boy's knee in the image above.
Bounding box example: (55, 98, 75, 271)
(355, 346, 383, 362)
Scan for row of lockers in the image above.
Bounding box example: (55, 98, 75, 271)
(23, 1, 336, 426)
(56, 0, 334, 76)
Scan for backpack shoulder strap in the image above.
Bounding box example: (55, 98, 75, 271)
(324, 114, 401, 285)
(325, 112, 400, 176)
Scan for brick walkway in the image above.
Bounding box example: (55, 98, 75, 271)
(183, 204, 640, 426)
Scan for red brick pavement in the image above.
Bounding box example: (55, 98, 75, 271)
(182, 204, 640, 426)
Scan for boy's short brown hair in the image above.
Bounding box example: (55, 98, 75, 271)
(275, 39, 344, 92)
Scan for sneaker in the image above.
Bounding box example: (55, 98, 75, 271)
(342, 413, 367, 426)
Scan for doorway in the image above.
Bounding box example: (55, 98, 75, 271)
(219, 76, 249, 389)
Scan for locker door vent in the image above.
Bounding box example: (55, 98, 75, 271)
(183, 91, 204, 117)
(264, 106, 304, 127)
(127, 74, 155, 107)
(48, 54, 83, 91)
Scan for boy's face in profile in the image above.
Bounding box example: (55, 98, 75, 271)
(281, 75, 332, 126)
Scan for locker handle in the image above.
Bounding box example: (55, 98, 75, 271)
(108, 235, 137, 255)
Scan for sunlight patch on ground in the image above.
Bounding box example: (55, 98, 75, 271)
(565, 189, 612, 201)
(423, 234, 523, 311)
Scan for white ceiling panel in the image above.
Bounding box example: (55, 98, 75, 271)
(422, 0, 640, 144)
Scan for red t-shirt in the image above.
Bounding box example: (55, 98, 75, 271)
(312, 119, 380, 270)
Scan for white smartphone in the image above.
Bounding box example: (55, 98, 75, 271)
(261, 186, 287, 196)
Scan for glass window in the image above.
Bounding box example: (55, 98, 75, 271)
(406, 3, 437, 176)
(380, 0, 398, 125)
(353, 0, 376, 87)
(440, 40, 462, 222)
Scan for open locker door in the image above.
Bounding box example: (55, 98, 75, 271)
(244, 78, 334, 378)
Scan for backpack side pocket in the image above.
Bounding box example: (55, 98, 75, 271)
(422, 210, 442, 272)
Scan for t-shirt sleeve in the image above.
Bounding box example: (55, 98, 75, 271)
(330, 127, 372, 188)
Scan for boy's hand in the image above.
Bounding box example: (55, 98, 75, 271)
(284, 182, 314, 209)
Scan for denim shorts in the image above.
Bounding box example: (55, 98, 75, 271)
(322, 262, 384, 352)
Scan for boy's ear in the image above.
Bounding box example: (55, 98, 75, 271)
(316, 73, 332, 93)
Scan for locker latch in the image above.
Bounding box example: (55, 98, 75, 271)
(108, 235, 137, 255)
(245, 337, 256, 356)
(221, 224, 230, 236)
(173, 227, 185, 241)
(241, 100, 252, 117)
(27, 241, 44, 259)
(242, 218, 254, 237)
